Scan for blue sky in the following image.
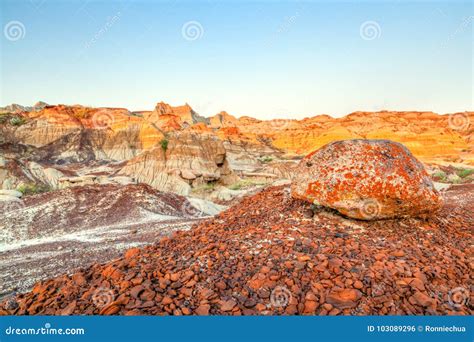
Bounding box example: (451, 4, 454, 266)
(0, 0, 472, 119)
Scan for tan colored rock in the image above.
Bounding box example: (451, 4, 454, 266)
(181, 170, 197, 180)
(119, 131, 233, 195)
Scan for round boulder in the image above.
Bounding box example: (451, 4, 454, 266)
(291, 139, 443, 220)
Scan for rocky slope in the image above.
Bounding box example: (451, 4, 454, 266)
(1, 183, 472, 315)
(0, 183, 222, 297)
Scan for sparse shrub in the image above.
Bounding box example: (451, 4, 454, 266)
(17, 183, 51, 196)
(0, 113, 9, 124)
(229, 179, 267, 190)
(432, 171, 447, 182)
(259, 156, 273, 164)
(160, 138, 169, 152)
(9, 116, 26, 126)
(229, 182, 244, 190)
(191, 182, 216, 193)
(201, 182, 216, 191)
(73, 107, 91, 119)
(456, 168, 474, 179)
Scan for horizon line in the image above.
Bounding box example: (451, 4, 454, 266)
(1, 100, 472, 121)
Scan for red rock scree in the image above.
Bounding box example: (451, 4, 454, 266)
(1, 185, 472, 315)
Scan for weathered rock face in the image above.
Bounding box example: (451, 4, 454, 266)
(291, 139, 443, 220)
(2, 102, 472, 203)
(144, 102, 208, 128)
(213, 110, 474, 165)
(119, 131, 235, 195)
(1, 105, 165, 162)
(0, 151, 65, 190)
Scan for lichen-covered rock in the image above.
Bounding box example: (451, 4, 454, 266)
(291, 139, 443, 220)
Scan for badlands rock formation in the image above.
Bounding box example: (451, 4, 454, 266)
(0, 101, 472, 316)
(1, 102, 472, 200)
(119, 131, 235, 196)
(210, 110, 474, 165)
(291, 140, 443, 220)
(0, 103, 240, 197)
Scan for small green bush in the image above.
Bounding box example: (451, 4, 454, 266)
(191, 182, 216, 193)
(17, 183, 51, 196)
(10, 116, 26, 126)
(259, 156, 273, 163)
(228, 179, 266, 190)
(160, 138, 169, 152)
(0, 114, 8, 124)
(432, 171, 447, 181)
(456, 168, 474, 179)
(201, 182, 216, 191)
(229, 182, 244, 190)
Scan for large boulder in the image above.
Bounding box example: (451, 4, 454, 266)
(291, 139, 443, 220)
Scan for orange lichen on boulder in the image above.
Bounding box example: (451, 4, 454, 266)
(291, 139, 443, 220)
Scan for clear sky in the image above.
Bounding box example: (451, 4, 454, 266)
(0, 0, 472, 119)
